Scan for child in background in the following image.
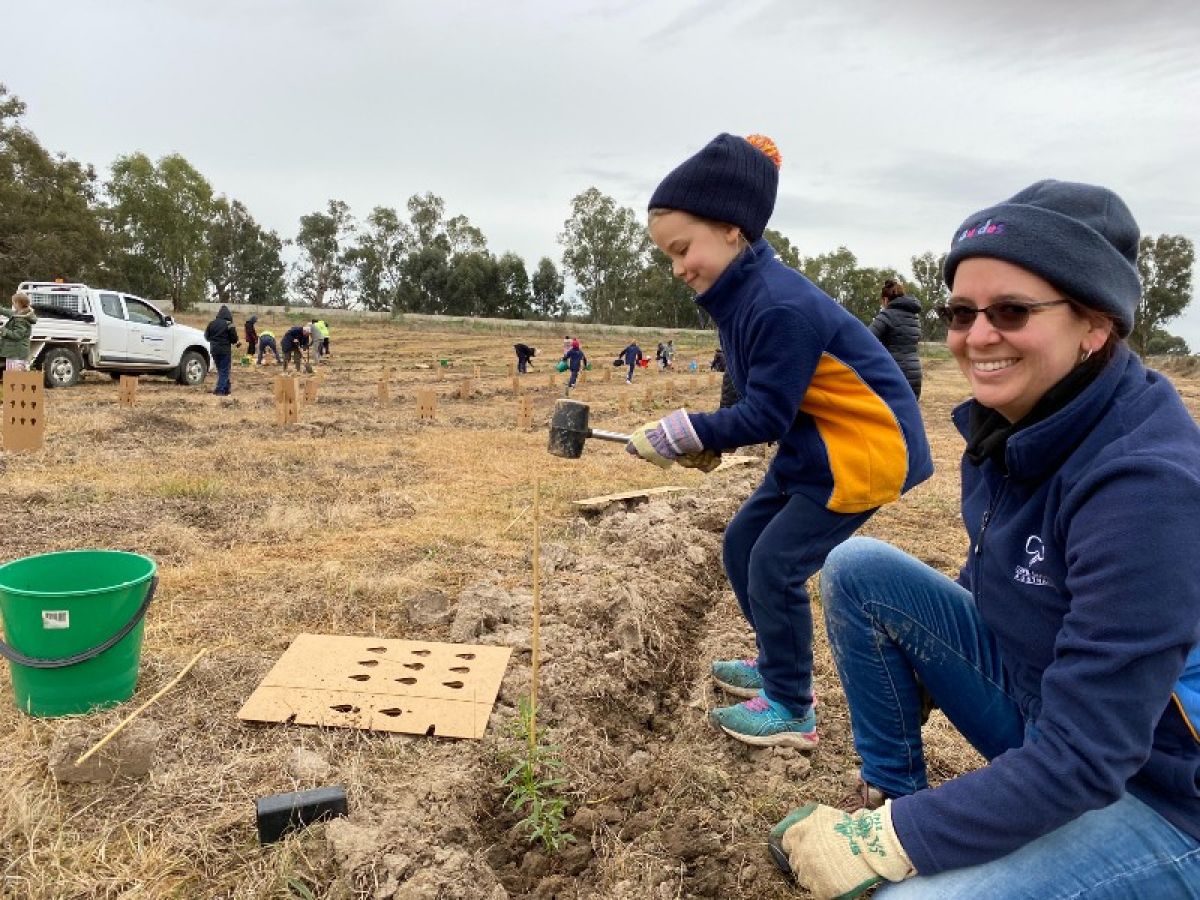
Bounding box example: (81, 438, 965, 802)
(0, 292, 37, 377)
(561, 338, 587, 394)
(619, 340, 643, 383)
(627, 133, 932, 749)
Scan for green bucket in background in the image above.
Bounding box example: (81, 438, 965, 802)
(0, 550, 156, 716)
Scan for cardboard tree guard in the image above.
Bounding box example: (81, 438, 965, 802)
(238, 634, 512, 739)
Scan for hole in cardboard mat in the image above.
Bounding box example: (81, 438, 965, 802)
(455, 653, 476, 660)
(379, 708, 403, 717)
(396, 677, 417, 685)
(402, 663, 424, 671)
(367, 646, 387, 653)
(410, 649, 432, 657)
(330, 704, 360, 714)
(349, 674, 370, 682)
(449, 666, 470, 673)
(443, 681, 464, 689)
(357, 660, 379, 667)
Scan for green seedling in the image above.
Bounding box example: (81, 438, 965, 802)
(500, 696, 575, 852)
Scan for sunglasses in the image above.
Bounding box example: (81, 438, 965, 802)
(936, 299, 1069, 332)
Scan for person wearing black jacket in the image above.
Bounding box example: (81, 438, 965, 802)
(868, 280, 923, 398)
(280, 324, 311, 373)
(513, 343, 536, 374)
(244, 315, 259, 359)
(204, 305, 240, 395)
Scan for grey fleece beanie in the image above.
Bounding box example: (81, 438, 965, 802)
(943, 179, 1141, 336)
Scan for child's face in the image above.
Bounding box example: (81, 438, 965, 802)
(650, 211, 742, 295)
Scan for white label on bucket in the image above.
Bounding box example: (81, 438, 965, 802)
(42, 610, 69, 629)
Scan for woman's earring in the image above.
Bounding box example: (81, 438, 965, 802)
(1080, 348, 1093, 363)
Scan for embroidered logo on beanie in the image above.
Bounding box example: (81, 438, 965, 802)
(956, 219, 1007, 242)
(943, 180, 1141, 337)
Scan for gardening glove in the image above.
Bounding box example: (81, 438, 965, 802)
(625, 409, 703, 469)
(773, 801, 915, 900)
(677, 449, 722, 473)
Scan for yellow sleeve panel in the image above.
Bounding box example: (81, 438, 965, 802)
(799, 353, 911, 513)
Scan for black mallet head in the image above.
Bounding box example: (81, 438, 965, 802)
(547, 398, 631, 460)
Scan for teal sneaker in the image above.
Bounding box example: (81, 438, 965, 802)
(710, 693, 818, 749)
(710, 658, 763, 698)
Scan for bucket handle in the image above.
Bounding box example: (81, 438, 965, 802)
(0, 576, 157, 670)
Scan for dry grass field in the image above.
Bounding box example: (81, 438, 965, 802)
(1, 315, 1197, 900)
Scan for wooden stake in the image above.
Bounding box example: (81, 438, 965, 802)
(74, 648, 209, 767)
(530, 480, 541, 749)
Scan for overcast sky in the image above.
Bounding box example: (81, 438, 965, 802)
(4, 1, 1199, 342)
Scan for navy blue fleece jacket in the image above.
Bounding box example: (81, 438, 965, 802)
(892, 344, 1200, 873)
(688, 240, 932, 513)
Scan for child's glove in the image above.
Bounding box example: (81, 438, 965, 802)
(625, 409, 703, 468)
(677, 450, 722, 473)
(773, 802, 915, 899)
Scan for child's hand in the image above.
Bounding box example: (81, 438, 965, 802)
(677, 450, 722, 473)
(626, 423, 674, 468)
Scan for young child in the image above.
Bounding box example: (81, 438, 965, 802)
(561, 338, 587, 394)
(627, 133, 933, 748)
(0, 292, 37, 377)
(619, 340, 643, 383)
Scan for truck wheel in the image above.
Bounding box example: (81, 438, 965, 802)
(42, 348, 82, 388)
(177, 350, 207, 386)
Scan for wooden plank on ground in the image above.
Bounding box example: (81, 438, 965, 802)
(572, 485, 688, 510)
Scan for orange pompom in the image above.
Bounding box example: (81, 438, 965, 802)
(745, 134, 782, 169)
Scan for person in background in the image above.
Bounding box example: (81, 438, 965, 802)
(620, 340, 643, 384)
(562, 338, 587, 394)
(710, 347, 726, 372)
(314, 318, 331, 357)
(773, 180, 1200, 898)
(309, 319, 326, 362)
(204, 304, 240, 395)
(281, 324, 311, 373)
(562, 335, 572, 356)
(256, 327, 281, 365)
(514, 342, 537, 374)
(0, 291, 37, 380)
(626, 132, 932, 753)
(244, 315, 259, 361)
(868, 279, 923, 398)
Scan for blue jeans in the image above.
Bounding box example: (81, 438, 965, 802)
(878, 792, 1200, 898)
(568, 367, 580, 387)
(823, 537, 1200, 897)
(213, 350, 231, 394)
(723, 469, 873, 715)
(626, 363, 636, 381)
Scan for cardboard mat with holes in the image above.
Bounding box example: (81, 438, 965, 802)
(238, 633, 511, 739)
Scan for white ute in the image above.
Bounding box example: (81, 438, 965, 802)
(10, 282, 212, 388)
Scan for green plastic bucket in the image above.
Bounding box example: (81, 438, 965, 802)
(0, 550, 156, 716)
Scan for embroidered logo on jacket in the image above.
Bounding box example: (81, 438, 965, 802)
(1014, 535, 1053, 587)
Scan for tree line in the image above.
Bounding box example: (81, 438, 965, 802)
(1, 84, 1192, 355)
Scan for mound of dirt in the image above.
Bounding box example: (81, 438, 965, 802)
(324, 470, 795, 898)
